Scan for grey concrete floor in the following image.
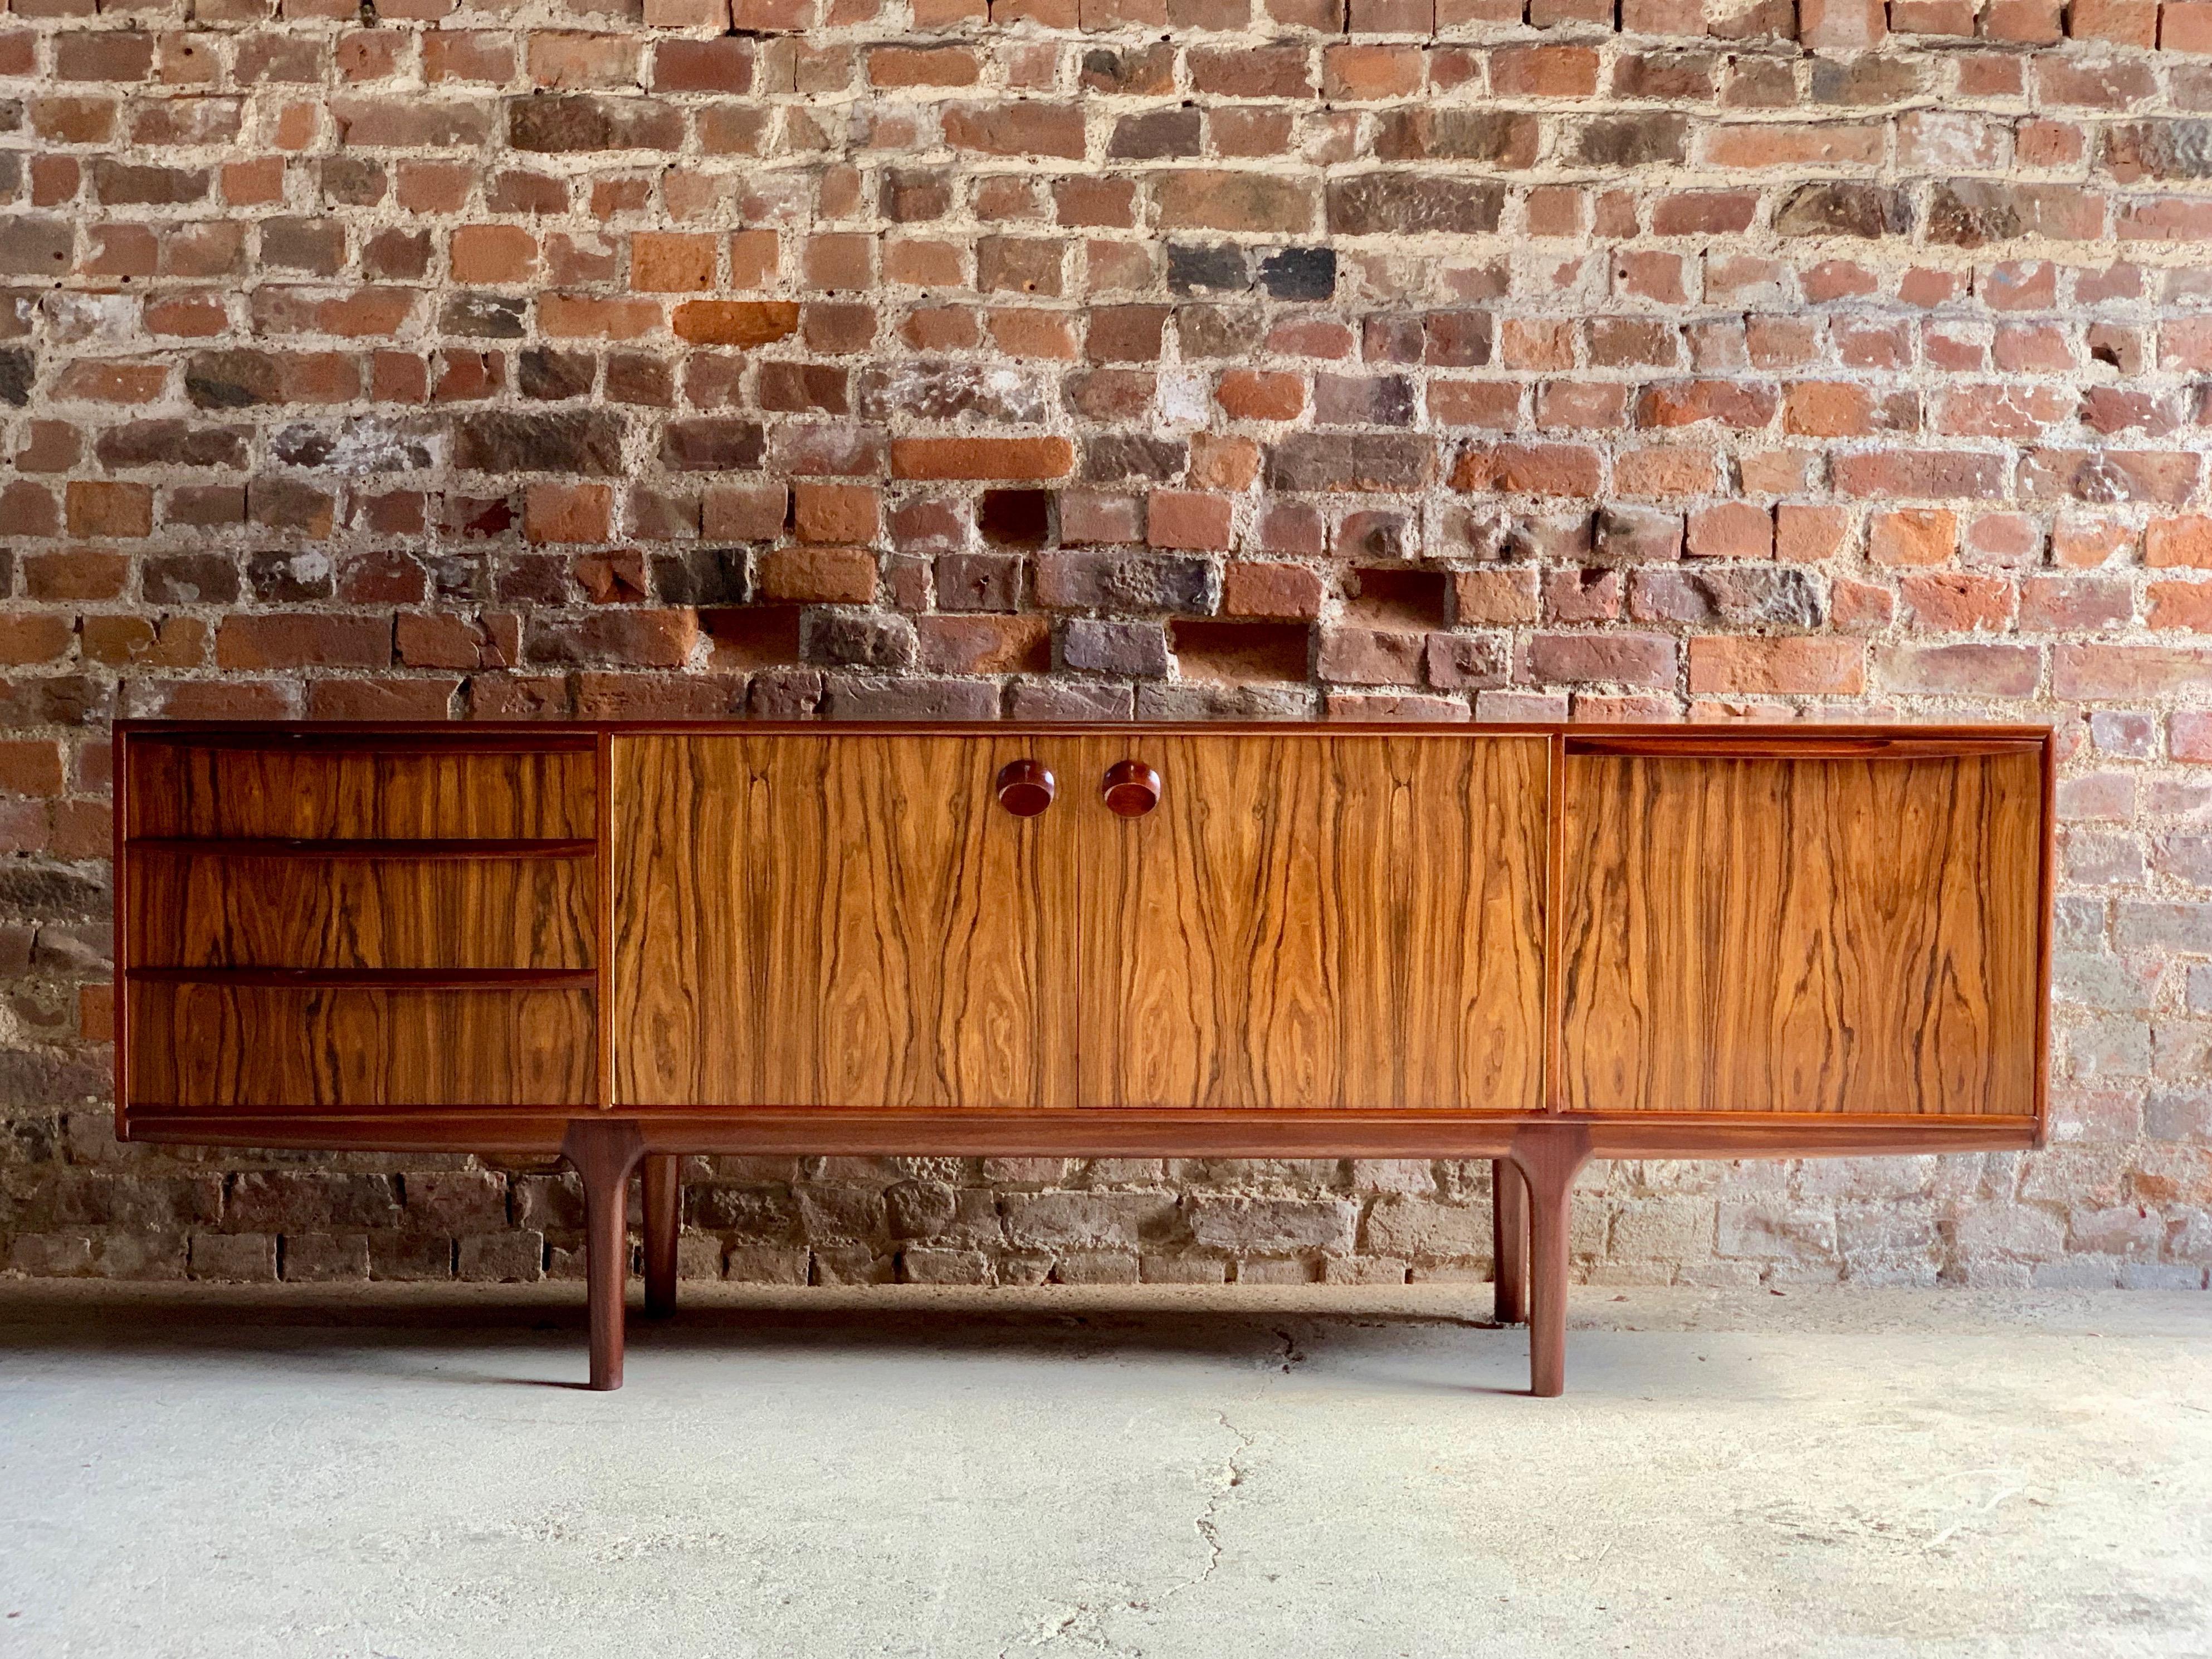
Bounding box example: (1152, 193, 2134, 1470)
(1, 1282, 2208, 1658)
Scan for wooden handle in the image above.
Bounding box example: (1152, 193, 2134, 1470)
(995, 760, 1056, 817)
(1101, 760, 1162, 818)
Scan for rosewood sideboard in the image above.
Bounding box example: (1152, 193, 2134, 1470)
(111, 720, 2053, 1394)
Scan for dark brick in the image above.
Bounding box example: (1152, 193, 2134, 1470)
(1258, 247, 1335, 301)
(1327, 174, 1506, 236)
(508, 95, 683, 153)
(1569, 113, 1688, 167)
(455, 411, 627, 475)
(1773, 184, 1913, 239)
(1168, 243, 1251, 295)
(658, 418, 767, 472)
(1264, 433, 1436, 491)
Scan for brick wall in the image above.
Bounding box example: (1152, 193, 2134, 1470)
(3, 0, 2211, 1291)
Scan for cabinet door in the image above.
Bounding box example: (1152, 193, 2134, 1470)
(1072, 735, 1547, 1111)
(1559, 749, 2044, 1115)
(612, 735, 1080, 1109)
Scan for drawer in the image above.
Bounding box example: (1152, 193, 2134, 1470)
(127, 852, 597, 971)
(127, 980, 598, 1110)
(128, 735, 595, 842)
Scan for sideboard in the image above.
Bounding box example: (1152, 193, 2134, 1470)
(112, 720, 2054, 1394)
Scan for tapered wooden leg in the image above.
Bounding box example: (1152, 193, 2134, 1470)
(642, 1153, 680, 1320)
(1509, 1125, 1592, 1399)
(1492, 1158, 1529, 1326)
(561, 1120, 646, 1392)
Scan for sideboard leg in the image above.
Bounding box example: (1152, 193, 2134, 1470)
(642, 1153, 680, 1320)
(1491, 1158, 1529, 1325)
(1509, 1126, 1593, 1399)
(561, 1120, 647, 1392)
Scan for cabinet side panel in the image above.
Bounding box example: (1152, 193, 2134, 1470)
(1076, 734, 1546, 1111)
(612, 734, 1078, 1109)
(1560, 751, 2043, 1115)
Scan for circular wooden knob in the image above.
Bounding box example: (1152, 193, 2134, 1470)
(1101, 760, 1162, 818)
(995, 760, 1056, 817)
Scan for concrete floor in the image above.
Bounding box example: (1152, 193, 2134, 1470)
(1, 1284, 2208, 1658)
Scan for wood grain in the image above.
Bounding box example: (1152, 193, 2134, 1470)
(1073, 735, 1548, 1111)
(612, 734, 1081, 1109)
(128, 983, 597, 1109)
(1559, 752, 2043, 1116)
(128, 744, 594, 840)
(128, 853, 596, 970)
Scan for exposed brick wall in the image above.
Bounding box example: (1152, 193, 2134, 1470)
(3, 0, 2211, 1291)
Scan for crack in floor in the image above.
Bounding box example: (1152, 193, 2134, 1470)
(1185, 1408, 1256, 1596)
(1013, 1348, 1276, 1655)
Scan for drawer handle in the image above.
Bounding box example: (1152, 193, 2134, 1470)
(995, 760, 1056, 818)
(1101, 760, 1162, 818)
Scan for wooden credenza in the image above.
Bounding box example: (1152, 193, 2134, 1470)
(114, 721, 2053, 1393)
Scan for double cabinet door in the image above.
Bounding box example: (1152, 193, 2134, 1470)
(610, 733, 1549, 1112)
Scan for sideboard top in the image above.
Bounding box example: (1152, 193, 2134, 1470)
(113, 719, 2057, 752)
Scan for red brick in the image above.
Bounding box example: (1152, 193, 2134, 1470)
(0, 741, 65, 798)
(1878, 643, 2042, 696)
(216, 614, 393, 670)
(891, 437, 1075, 480)
(1526, 633, 1676, 687)
(916, 614, 1049, 675)
(1223, 562, 1324, 619)
(65, 480, 152, 538)
(2166, 1, 2212, 48)
(1688, 637, 1864, 695)
(1800, 0, 1886, 46)
(1449, 444, 1601, 495)
(2055, 644, 2212, 698)
(2174, 710, 2212, 760)
(1868, 509, 1957, 567)
(1900, 572, 2016, 631)
(943, 104, 1086, 159)
(671, 300, 800, 345)
(1218, 370, 1305, 422)
(2066, 0, 2157, 43)
(757, 547, 878, 603)
(1454, 569, 1540, 625)
(1491, 45, 1599, 96)
(25, 550, 127, 600)
(525, 482, 613, 544)
(631, 232, 715, 292)
(2147, 580, 2212, 631)
(794, 482, 880, 545)
(0, 615, 74, 665)
(2147, 516, 2212, 569)
(1146, 492, 1236, 551)
(1685, 503, 1774, 559)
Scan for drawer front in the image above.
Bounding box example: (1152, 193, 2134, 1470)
(128, 740, 595, 841)
(1073, 734, 1549, 1112)
(1559, 750, 2044, 1116)
(128, 853, 597, 971)
(128, 983, 597, 1111)
(120, 730, 607, 1118)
